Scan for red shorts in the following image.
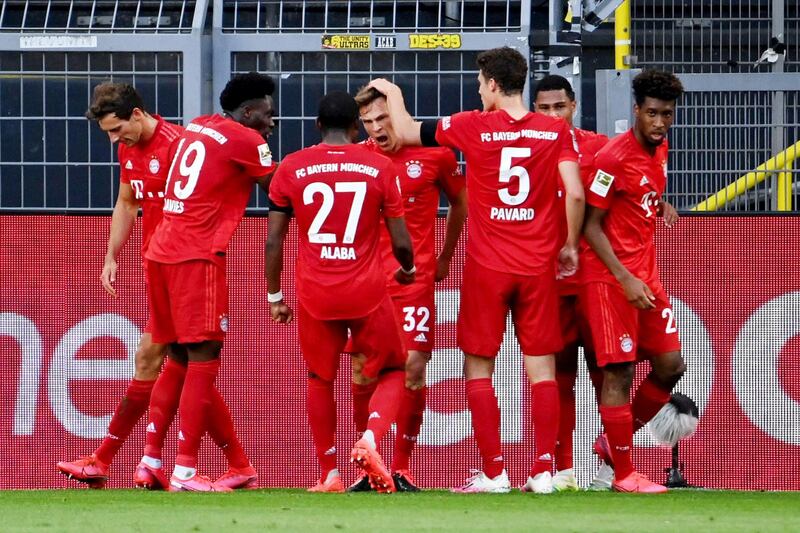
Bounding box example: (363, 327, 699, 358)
(457, 257, 563, 357)
(558, 294, 592, 351)
(146, 259, 228, 345)
(300, 295, 407, 382)
(581, 281, 681, 367)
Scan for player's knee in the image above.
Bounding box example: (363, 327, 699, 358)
(134, 345, 164, 380)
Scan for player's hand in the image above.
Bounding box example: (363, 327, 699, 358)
(368, 78, 399, 97)
(100, 257, 118, 298)
(395, 267, 416, 285)
(435, 255, 451, 282)
(620, 275, 656, 309)
(557, 244, 579, 279)
(270, 301, 293, 324)
(661, 201, 679, 228)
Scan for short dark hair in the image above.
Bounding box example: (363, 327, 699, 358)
(534, 75, 575, 101)
(85, 82, 146, 121)
(219, 72, 276, 112)
(317, 91, 359, 131)
(354, 86, 384, 109)
(632, 70, 684, 106)
(476, 47, 528, 96)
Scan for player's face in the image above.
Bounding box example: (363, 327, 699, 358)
(359, 96, 398, 152)
(98, 109, 144, 147)
(634, 96, 676, 147)
(534, 89, 576, 125)
(242, 95, 276, 141)
(478, 71, 498, 111)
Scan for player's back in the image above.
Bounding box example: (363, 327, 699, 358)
(436, 109, 577, 276)
(270, 142, 403, 320)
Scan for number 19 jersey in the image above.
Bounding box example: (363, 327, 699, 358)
(435, 109, 578, 276)
(268, 143, 404, 320)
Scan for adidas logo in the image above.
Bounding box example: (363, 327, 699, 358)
(639, 175, 649, 186)
(125, 160, 133, 170)
(492, 455, 504, 462)
(538, 453, 552, 461)
(178, 431, 185, 441)
(414, 332, 428, 342)
(324, 446, 336, 456)
(368, 411, 381, 420)
(146, 422, 156, 433)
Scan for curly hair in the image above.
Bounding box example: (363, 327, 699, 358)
(476, 47, 528, 96)
(632, 70, 684, 106)
(219, 72, 276, 112)
(318, 91, 359, 131)
(85, 82, 145, 121)
(534, 74, 575, 101)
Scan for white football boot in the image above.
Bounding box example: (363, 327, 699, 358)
(552, 468, 580, 492)
(521, 471, 554, 494)
(451, 469, 511, 493)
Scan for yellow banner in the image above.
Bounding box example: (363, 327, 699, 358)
(409, 34, 462, 49)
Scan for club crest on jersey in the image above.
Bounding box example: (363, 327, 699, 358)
(149, 157, 160, 174)
(620, 334, 634, 353)
(405, 160, 423, 178)
(590, 169, 614, 197)
(219, 314, 229, 332)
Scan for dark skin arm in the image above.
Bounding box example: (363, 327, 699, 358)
(436, 187, 467, 281)
(384, 216, 415, 285)
(265, 210, 293, 323)
(583, 205, 656, 309)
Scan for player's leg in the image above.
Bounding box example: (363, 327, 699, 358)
(299, 304, 347, 493)
(553, 295, 580, 490)
(514, 272, 563, 494)
(452, 258, 511, 493)
(208, 387, 258, 489)
(56, 334, 165, 488)
(346, 350, 377, 492)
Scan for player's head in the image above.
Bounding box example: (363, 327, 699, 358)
(533, 75, 576, 126)
(355, 86, 398, 152)
(317, 91, 360, 142)
(632, 69, 683, 147)
(220, 72, 276, 141)
(475, 47, 528, 111)
(85, 82, 149, 147)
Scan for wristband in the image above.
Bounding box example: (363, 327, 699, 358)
(268, 290, 284, 303)
(400, 265, 416, 275)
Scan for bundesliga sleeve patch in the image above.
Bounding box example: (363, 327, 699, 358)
(589, 169, 615, 198)
(258, 143, 273, 167)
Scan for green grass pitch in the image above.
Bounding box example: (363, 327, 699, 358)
(3, 489, 799, 532)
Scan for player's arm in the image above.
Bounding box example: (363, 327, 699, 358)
(101, 183, 140, 297)
(265, 209, 293, 324)
(558, 159, 585, 278)
(436, 187, 467, 282)
(583, 206, 656, 310)
(254, 164, 279, 194)
(368, 79, 426, 146)
(385, 216, 416, 285)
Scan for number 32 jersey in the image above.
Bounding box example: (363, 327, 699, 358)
(146, 114, 274, 267)
(268, 143, 404, 320)
(435, 109, 578, 276)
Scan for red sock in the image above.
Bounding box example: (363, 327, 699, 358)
(391, 387, 426, 472)
(307, 377, 337, 476)
(466, 378, 504, 479)
(365, 370, 404, 443)
(175, 359, 220, 469)
(94, 379, 155, 465)
(554, 372, 576, 471)
(599, 404, 635, 480)
(589, 368, 604, 405)
(144, 358, 186, 460)
(632, 377, 671, 432)
(207, 387, 250, 469)
(530, 380, 559, 477)
(351, 381, 378, 434)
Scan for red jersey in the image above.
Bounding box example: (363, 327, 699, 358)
(145, 114, 274, 267)
(117, 115, 183, 253)
(363, 140, 463, 295)
(269, 143, 404, 320)
(582, 129, 669, 289)
(435, 109, 578, 276)
(557, 127, 609, 295)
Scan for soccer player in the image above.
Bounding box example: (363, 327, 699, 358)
(369, 46, 585, 494)
(144, 72, 276, 492)
(266, 91, 415, 494)
(581, 69, 687, 493)
(346, 86, 467, 492)
(52, 83, 238, 492)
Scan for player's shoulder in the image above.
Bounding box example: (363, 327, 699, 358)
(527, 111, 568, 131)
(597, 130, 635, 161)
(575, 127, 609, 147)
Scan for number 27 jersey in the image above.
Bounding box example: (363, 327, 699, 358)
(268, 143, 404, 320)
(435, 109, 578, 276)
